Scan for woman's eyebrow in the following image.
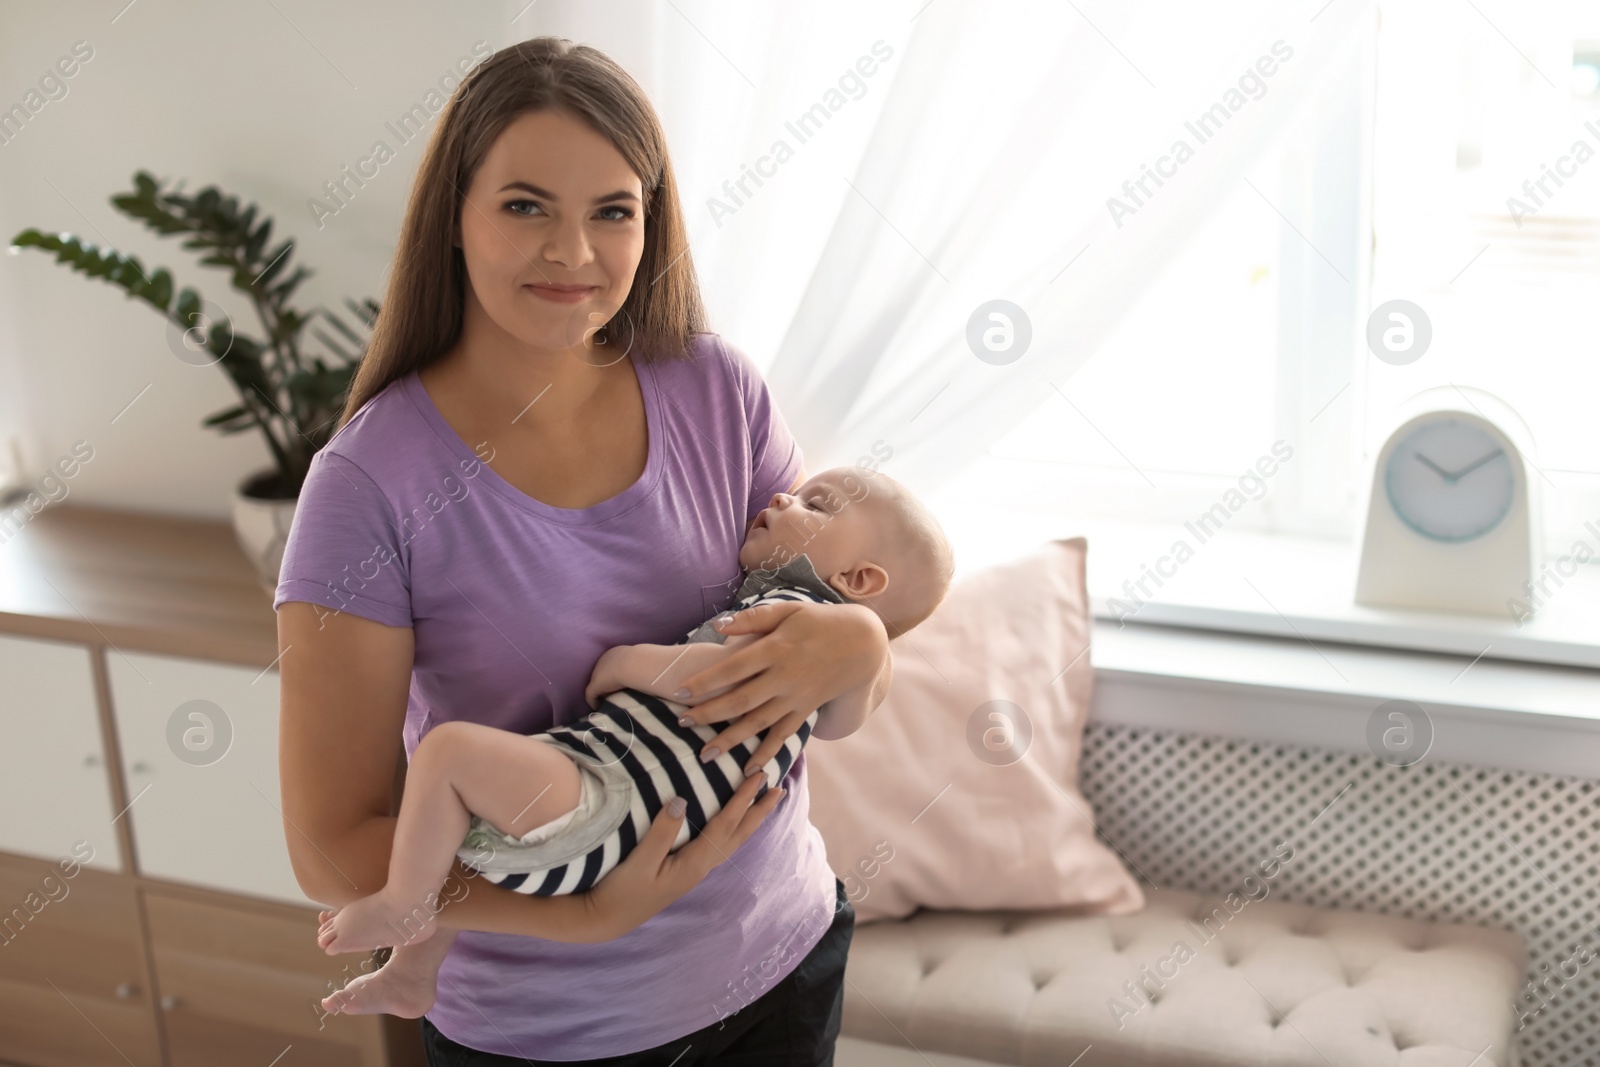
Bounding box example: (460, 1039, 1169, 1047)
(496, 180, 640, 204)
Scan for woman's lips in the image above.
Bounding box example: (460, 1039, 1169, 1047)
(525, 284, 599, 304)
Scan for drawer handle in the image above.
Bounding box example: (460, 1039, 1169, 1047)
(84, 754, 100, 768)
(114, 983, 136, 999)
(160, 995, 180, 1012)
(131, 761, 152, 775)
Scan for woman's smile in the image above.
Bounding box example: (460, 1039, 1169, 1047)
(524, 282, 600, 304)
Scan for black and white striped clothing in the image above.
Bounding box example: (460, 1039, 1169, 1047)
(456, 554, 845, 897)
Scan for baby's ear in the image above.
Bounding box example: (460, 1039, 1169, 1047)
(840, 562, 890, 600)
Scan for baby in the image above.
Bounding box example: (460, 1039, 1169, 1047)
(316, 465, 954, 1018)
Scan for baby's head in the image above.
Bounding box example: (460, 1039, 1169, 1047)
(740, 466, 954, 636)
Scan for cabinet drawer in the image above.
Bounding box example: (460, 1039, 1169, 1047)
(0, 852, 161, 1067)
(0, 634, 121, 871)
(144, 890, 396, 1067)
(106, 650, 304, 905)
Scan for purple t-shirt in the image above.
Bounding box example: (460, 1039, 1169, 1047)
(273, 332, 838, 1058)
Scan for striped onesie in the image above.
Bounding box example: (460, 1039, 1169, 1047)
(455, 553, 845, 897)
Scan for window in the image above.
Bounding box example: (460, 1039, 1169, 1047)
(964, 0, 1600, 567)
(1369, 0, 1600, 563)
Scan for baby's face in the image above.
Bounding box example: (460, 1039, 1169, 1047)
(740, 468, 878, 580)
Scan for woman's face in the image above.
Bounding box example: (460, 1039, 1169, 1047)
(457, 108, 646, 353)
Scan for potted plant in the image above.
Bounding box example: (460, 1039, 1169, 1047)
(10, 170, 378, 591)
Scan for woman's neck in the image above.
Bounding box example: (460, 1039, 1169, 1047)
(425, 290, 618, 432)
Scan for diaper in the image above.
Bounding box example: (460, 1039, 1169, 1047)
(457, 735, 635, 875)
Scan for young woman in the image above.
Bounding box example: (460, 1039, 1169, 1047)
(274, 37, 892, 1066)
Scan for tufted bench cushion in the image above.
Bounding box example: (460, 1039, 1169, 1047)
(838, 887, 1526, 1067)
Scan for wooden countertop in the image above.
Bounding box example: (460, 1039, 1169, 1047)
(0, 505, 279, 669)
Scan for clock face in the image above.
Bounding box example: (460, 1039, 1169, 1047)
(1383, 417, 1515, 542)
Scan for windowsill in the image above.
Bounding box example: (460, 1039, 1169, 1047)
(939, 508, 1600, 669)
(1088, 620, 1600, 778)
(933, 505, 1600, 776)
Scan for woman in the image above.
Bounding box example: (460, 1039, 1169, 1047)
(275, 37, 892, 1066)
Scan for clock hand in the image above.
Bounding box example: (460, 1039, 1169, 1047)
(1445, 447, 1505, 482)
(1412, 452, 1454, 480)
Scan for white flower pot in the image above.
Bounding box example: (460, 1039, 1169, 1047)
(231, 470, 298, 595)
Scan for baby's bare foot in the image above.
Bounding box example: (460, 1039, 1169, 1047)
(317, 893, 436, 954)
(322, 959, 437, 1018)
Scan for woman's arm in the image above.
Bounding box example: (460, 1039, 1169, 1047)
(277, 602, 781, 943)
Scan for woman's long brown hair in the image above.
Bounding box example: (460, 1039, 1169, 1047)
(338, 37, 707, 428)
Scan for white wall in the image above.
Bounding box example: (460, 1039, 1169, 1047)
(0, 1, 523, 517)
(0, 0, 903, 518)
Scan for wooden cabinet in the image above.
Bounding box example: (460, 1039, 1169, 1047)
(143, 888, 417, 1067)
(106, 651, 306, 906)
(0, 634, 121, 871)
(0, 507, 423, 1067)
(0, 853, 162, 1067)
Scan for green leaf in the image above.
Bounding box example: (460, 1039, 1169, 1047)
(269, 265, 310, 304)
(310, 326, 354, 363)
(175, 287, 201, 323)
(202, 404, 253, 428)
(14, 176, 382, 495)
(318, 304, 367, 349)
(254, 240, 293, 287)
(245, 219, 272, 263)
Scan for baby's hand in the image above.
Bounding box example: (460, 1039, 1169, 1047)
(584, 646, 632, 709)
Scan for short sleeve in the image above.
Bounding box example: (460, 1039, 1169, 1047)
(715, 335, 803, 526)
(273, 449, 413, 628)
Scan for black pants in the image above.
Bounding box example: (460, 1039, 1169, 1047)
(421, 878, 855, 1067)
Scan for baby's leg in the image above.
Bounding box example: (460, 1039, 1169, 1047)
(321, 929, 457, 1019)
(318, 721, 581, 954)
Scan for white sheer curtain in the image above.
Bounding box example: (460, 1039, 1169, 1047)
(524, 0, 1375, 494)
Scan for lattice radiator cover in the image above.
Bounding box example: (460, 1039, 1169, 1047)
(1077, 721, 1600, 1067)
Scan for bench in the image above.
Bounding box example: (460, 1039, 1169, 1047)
(836, 885, 1526, 1066)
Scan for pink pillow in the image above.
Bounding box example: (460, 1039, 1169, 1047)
(804, 538, 1146, 923)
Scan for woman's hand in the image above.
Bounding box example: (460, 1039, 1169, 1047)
(577, 773, 784, 941)
(674, 600, 889, 775)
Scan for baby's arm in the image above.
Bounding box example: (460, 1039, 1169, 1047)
(585, 636, 760, 709)
(587, 618, 879, 739)
(811, 682, 874, 741)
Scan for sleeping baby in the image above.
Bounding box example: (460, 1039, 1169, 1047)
(315, 464, 954, 1018)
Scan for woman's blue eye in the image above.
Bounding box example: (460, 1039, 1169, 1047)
(505, 201, 633, 221)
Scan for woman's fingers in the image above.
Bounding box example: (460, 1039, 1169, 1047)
(577, 797, 683, 939)
(699, 697, 784, 757)
(676, 602, 803, 702)
(575, 775, 783, 941)
(631, 794, 689, 867)
(683, 667, 783, 727)
(672, 773, 783, 879)
(728, 708, 812, 776)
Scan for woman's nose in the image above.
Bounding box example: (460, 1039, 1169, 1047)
(540, 217, 595, 270)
